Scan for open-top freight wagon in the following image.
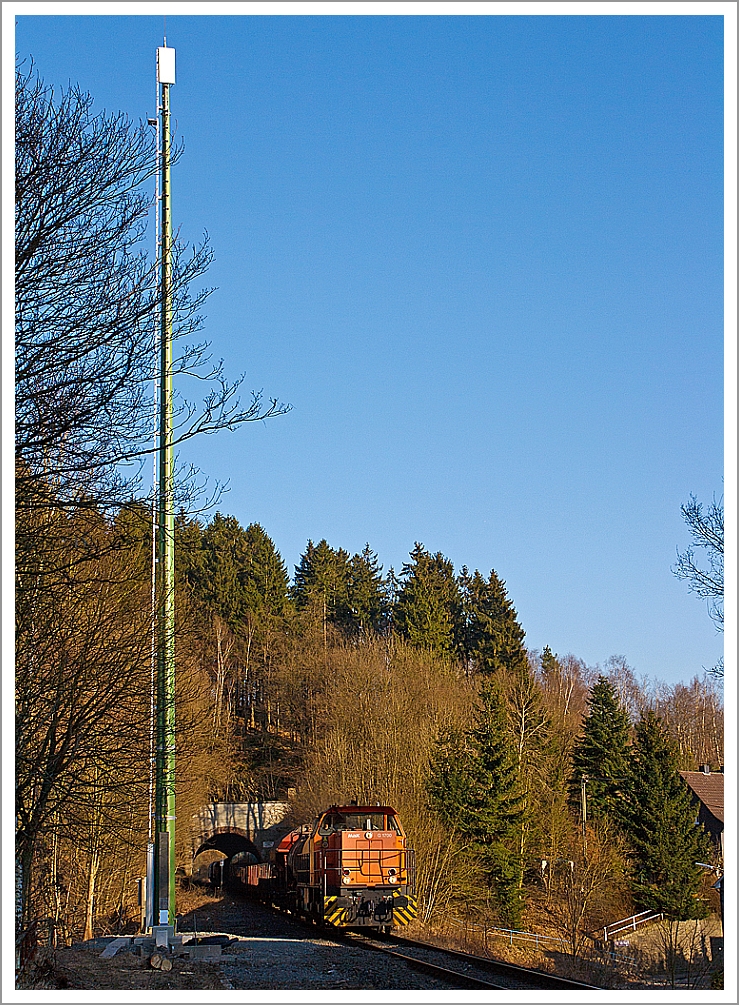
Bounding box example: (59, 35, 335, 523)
(233, 804, 418, 930)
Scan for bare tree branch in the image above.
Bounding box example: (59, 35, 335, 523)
(673, 494, 723, 632)
(15, 61, 290, 514)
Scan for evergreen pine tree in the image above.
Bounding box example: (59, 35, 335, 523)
(197, 512, 253, 628)
(111, 500, 156, 579)
(177, 513, 289, 632)
(539, 644, 559, 680)
(242, 522, 290, 620)
(175, 511, 206, 591)
(537, 645, 584, 788)
(347, 544, 388, 638)
(622, 711, 710, 919)
(570, 675, 630, 822)
(292, 539, 352, 627)
(428, 683, 525, 926)
(458, 567, 527, 674)
(395, 543, 461, 655)
(385, 565, 399, 628)
(536, 646, 582, 874)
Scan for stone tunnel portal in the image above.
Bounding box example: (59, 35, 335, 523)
(194, 828, 261, 863)
(193, 829, 261, 885)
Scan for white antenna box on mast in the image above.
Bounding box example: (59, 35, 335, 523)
(157, 47, 176, 85)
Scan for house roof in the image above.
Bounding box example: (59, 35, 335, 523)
(680, 771, 724, 825)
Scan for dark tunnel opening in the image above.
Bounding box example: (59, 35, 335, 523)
(193, 832, 260, 888)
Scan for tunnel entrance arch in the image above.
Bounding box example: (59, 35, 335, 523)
(194, 827, 262, 863)
(190, 801, 292, 879)
(193, 828, 261, 887)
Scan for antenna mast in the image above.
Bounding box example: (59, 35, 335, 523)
(154, 40, 176, 930)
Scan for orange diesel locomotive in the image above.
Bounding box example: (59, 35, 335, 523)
(238, 804, 417, 929)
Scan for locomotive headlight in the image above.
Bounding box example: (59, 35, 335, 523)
(387, 868, 397, 876)
(342, 868, 352, 883)
(388, 876, 398, 884)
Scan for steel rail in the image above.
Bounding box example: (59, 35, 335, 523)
(340, 932, 506, 990)
(366, 930, 602, 991)
(236, 885, 602, 990)
(233, 902, 503, 989)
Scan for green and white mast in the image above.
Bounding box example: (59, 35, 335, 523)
(154, 40, 176, 929)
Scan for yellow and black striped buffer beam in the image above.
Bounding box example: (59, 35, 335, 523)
(323, 895, 347, 927)
(392, 891, 418, 926)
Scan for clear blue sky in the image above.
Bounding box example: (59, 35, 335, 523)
(15, 12, 725, 686)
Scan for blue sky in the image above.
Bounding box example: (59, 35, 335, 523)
(14, 11, 727, 686)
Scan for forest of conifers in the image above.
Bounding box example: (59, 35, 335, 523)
(15, 60, 723, 961)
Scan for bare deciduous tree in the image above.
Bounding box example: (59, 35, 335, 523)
(15, 59, 289, 941)
(544, 824, 627, 957)
(673, 495, 723, 676)
(16, 61, 289, 514)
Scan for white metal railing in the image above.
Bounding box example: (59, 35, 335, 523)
(602, 910, 663, 942)
(600, 943, 639, 967)
(488, 926, 568, 950)
(440, 914, 568, 950)
(435, 913, 644, 971)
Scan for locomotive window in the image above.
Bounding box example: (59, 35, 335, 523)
(318, 814, 339, 835)
(340, 813, 392, 831)
(318, 812, 402, 832)
(318, 813, 348, 834)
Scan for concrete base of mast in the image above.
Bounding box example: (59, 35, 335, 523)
(131, 931, 223, 960)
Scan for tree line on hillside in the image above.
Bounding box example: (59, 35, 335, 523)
(177, 515, 527, 662)
(16, 491, 724, 951)
(15, 60, 723, 981)
(142, 509, 733, 935)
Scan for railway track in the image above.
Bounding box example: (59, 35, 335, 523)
(342, 929, 602, 991)
(230, 884, 602, 990)
(341, 932, 504, 989)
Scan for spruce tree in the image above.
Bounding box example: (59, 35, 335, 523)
(395, 543, 461, 655)
(458, 567, 527, 675)
(177, 513, 289, 632)
(622, 711, 710, 919)
(539, 644, 559, 680)
(570, 675, 630, 822)
(347, 544, 388, 638)
(242, 522, 290, 620)
(292, 539, 352, 625)
(428, 683, 525, 926)
(197, 512, 253, 629)
(175, 512, 206, 591)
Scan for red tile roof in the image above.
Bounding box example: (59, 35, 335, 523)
(680, 771, 724, 825)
